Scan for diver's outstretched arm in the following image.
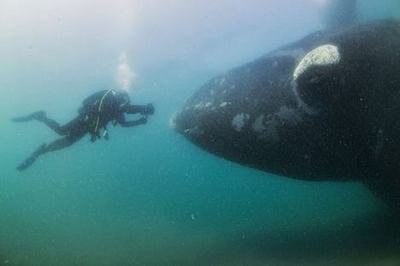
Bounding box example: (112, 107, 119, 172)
(124, 104, 154, 115)
(124, 105, 144, 114)
(118, 103, 153, 127)
(118, 116, 147, 128)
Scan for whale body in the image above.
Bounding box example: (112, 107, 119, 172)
(173, 20, 400, 209)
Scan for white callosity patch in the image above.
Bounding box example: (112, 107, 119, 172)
(213, 76, 226, 86)
(184, 125, 204, 136)
(192, 87, 222, 111)
(193, 102, 205, 110)
(232, 113, 250, 132)
(192, 101, 214, 110)
(293, 44, 341, 81)
(252, 115, 266, 133)
(252, 106, 303, 143)
(275, 106, 303, 125)
(219, 102, 230, 108)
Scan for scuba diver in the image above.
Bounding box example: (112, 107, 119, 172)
(12, 89, 155, 171)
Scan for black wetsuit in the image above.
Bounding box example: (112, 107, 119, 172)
(13, 89, 154, 171)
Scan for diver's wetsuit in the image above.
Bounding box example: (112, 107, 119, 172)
(13, 89, 154, 171)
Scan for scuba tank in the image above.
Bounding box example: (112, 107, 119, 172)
(78, 89, 130, 142)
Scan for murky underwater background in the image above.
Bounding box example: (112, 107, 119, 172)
(1, 0, 400, 265)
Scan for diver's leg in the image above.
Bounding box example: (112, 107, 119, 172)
(12, 111, 69, 136)
(16, 131, 86, 171)
(56, 118, 85, 136)
(42, 136, 78, 153)
(41, 117, 87, 136)
(39, 116, 67, 135)
(12, 111, 79, 136)
(12, 111, 46, 122)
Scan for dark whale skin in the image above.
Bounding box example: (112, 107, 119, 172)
(173, 20, 400, 209)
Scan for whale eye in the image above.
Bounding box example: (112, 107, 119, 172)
(293, 44, 341, 81)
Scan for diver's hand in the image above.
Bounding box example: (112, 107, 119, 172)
(138, 116, 147, 125)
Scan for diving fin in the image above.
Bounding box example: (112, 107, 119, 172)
(16, 143, 47, 171)
(17, 155, 38, 171)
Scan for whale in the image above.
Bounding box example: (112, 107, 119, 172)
(172, 19, 400, 209)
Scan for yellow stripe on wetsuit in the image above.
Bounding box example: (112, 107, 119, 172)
(93, 89, 114, 136)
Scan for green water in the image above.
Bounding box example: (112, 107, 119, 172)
(1, 1, 400, 265)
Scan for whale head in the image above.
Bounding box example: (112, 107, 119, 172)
(173, 40, 358, 180)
